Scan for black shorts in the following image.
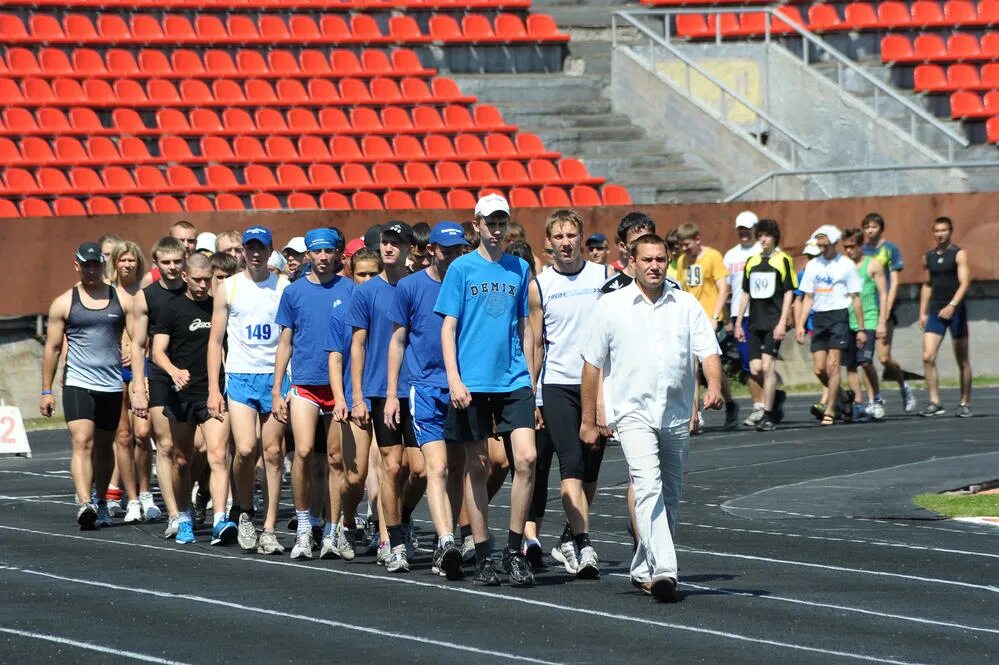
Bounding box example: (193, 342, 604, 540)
(164, 393, 212, 425)
(63, 385, 123, 431)
(446, 387, 535, 443)
(148, 378, 172, 409)
(748, 328, 781, 360)
(843, 330, 876, 370)
(284, 415, 328, 454)
(540, 385, 605, 482)
(811, 309, 851, 353)
(369, 397, 417, 448)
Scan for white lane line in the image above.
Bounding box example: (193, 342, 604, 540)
(0, 469, 69, 479)
(0, 626, 195, 664)
(689, 441, 944, 475)
(0, 494, 76, 506)
(0, 526, 954, 665)
(607, 574, 999, 636)
(0, 565, 561, 665)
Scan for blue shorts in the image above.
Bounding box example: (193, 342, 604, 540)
(227, 373, 290, 414)
(409, 384, 452, 447)
(925, 307, 968, 339)
(731, 317, 751, 373)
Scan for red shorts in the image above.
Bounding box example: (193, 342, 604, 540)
(289, 384, 336, 413)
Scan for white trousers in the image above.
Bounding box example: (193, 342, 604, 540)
(617, 421, 689, 583)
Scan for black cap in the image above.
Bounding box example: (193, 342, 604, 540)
(363, 224, 383, 251)
(381, 221, 416, 245)
(76, 242, 104, 263)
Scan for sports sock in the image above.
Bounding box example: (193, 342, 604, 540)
(507, 530, 523, 553)
(474, 540, 491, 563)
(178, 512, 192, 524)
(309, 514, 322, 528)
(388, 524, 405, 548)
(295, 510, 311, 536)
(323, 521, 334, 537)
(402, 506, 413, 524)
(460, 524, 472, 540)
(573, 532, 591, 550)
(560, 523, 573, 543)
(213, 511, 224, 527)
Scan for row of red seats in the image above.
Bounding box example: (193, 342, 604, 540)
(950, 89, 999, 117)
(882, 32, 999, 63)
(641, 0, 773, 5)
(0, 133, 559, 167)
(0, 185, 633, 218)
(914, 62, 999, 91)
(0, 76, 476, 108)
(0, 12, 567, 45)
(0, 0, 534, 10)
(1, 47, 435, 79)
(0, 105, 518, 137)
(676, 9, 805, 38)
(0, 159, 603, 197)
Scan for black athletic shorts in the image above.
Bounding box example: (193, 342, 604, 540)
(748, 328, 781, 360)
(148, 378, 172, 409)
(540, 384, 605, 482)
(446, 387, 535, 443)
(811, 309, 851, 353)
(63, 385, 123, 431)
(369, 397, 417, 448)
(284, 415, 328, 454)
(164, 393, 212, 426)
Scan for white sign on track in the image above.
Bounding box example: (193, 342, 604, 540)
(0, 406, 32, 458)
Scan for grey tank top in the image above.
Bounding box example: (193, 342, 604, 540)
(64, 286, 125, 392)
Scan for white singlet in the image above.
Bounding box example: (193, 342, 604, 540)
(224, 271, 289, 374)
(536, 260, 607, 385)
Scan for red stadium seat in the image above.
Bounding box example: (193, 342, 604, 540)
(404, 162, 436, 187)
(167, 165, 201, 190)
(914, 64, 949, 91)
(201, 136, 235, 161)
(4, 167, 39, 193)
(222, 108, 254, 134)
(54, 197, 87, 216)
(191, 109, 223, 134)
(196, 16, 229, 43)
(878, 2, 914, 28)
(352, 191, 383, 210)
(40, 49, 73, 76)
(245, 164, 279, 190)
(184, 194, 214, 212)
(0, 139, 21, 165)
(0, 15, 29, 42)
(287, 192, 319, 209)
(237, 50, 269, 76)
(987, 115, 999, 143)
(424, 135, 456, 160)
(152, 195, 183, 212)
(119, 137, 152, 163)
(276, 79, 310, 104)
(20, 198, 53, 217)
(38, 108, 71, 133)
(462, 15, 497, 42)
(87, 196, 118, 215)
(245, 79, 278, 104)
(843, 3, 882, 30)
(415, 189, 446, 209)
(948, 64, 982, 89)
(257, 109, 289, 134)
(571, 185, 602, 206)
(362, 136, 394, 161)
(495, 14, 529, 41)
(509, 187, 540, 208)
(260, 16, 292, 42)
(290, 16, 321, 41)
(277, 164, 310, 189)
(96, 15, 129, 41)
(430, 15, 463, 42)
(528, 159, 561, 184)
(160, 136, 195, 162)
(436, 161, 468, 187)
(103, 166, 138, 193)
(497, 160, 531, 185)
(269, 50, 300, 76)
(215, 193, 245, 210)
(107, 49, 140, 77)
(945, 1, 979, 24)
(601, 184, 632, 205)
(392, 49, 432, 76)
(914, 33, 948, 60)
(443, 106, 476, 131)
(33, 14, 67, 42)
(321, 108, 353, 133)
(139, 50, 172, 77)
(205, 49, 237, 76)
(7, 48, 40, 76)
(55, 137, 89, 165)
(298, 136, 331, 161)
(527, 14, 568, 41)
(118, 195, 151, 213)
(131, 14, 165, 42)
(467, 160, 499, 186)
(86, 137, 120, 163)
(389, 16, 427, 43)
(136, 165, 171, 191)
(73, 49, 108, 77)
(265, 136, 298, 162)
(331, 50, 363, 77)
(22, 137, 56, 163)
(393, 136, 425, 160)
(881, 35, 915, 62)
(911, 1, 946, 27)
(362, 50, 394, 76)
(206, 165, 241, 189)
(447, 189, 476, 209)
(310, 163, 343, 187)
(214, 80, 246, 105)
(948, 33, 981, 59)
(384, 190, 415, 209)
(371, 78, 403, 104)
(373, 162, 406, 187)
(455, 134, 487, 159)
(37, 167, 74, 194)
(319, 192, 350, 209)
(227, 16, 260, 42)
(540, 186, 571, 206)
(163, 15, 196, 41)
(0, 199, 19, 218)
(341, 163, 373, 188)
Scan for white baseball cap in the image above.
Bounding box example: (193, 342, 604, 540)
(802, 241, 821, 257)
(474, 193, 510, 218)
(809, 224, 841, 245)
(282, 236, 306, 254)
(734, 211, 759, 229)
(195, 231, 217, 252)
(267, 250, 287, 272)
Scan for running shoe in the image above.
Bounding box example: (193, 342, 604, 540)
(95, 501, 113, 527)
(164, 514, 180, 539)
(404, 523, 419, 557)
(211, 518, 237, 546)
(473, 558, 501, 586)
(810, 402, 826, 420)
(460, 534, 476, 563)
(353, 527, 370, 556)
(174, 519, 195, 544)
(723, 401, 740, 431)
(523, 539, 545, 570)
(139, 492, 161, 522)
(386, 544, 410, 573)
(376, 539, 391, 566)
(773, 389, 787, 423)
(955, 403, 973, 418)
(77, 502, 97, 530)
(743, 406, 765, 427)
(432, 540, 464, 581)
(290, 532, 314, 560)
(194, 490, 209, 527)
(237, 512, 258, 552)
(920, 403, 945, 417)
(106, 499, 125, 518)
(867, 399, 886, 421)
(366, 521, 381, 552)
(320, 534, 339, 560)
(256, 530, 285, 555)
(902, 383, 917, 414)
(756, 416, 777, 432)
(501, 548, 535, 587)
(336, 524, 356, 561)
(650, 576, 679, 603)
(851, 403, 869, 423)
(123, 500, 143, 524)
(551, 540, 579, 574)
(575, 546, 600, 579)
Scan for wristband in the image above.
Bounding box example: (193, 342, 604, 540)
(40, 390, 53, 396)
(948, 301, 959, 307)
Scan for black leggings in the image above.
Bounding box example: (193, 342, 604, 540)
(63, 385, 123, 431)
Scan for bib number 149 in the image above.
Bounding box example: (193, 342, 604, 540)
(246, 324, 272, 341)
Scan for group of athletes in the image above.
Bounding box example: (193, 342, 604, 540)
(39, 195, 973, 600)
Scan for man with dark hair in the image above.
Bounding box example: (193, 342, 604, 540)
(919, 217, 972, 417)
(842, 228, 888, 421)
(408, 222, 432, 272)
(601, 213, 656, 293)
(169, 221, 198, 258)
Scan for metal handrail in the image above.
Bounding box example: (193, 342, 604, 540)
(613, 10, 812, 166)
(724, 161, 999, 201)
(617, 7, 971, 160)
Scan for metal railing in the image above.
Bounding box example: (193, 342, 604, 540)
(613, 10, 812, 167)
(614, 7, 970, 162)
(724, 161, 999, 200)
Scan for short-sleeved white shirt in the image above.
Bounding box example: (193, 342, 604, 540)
(797, 253, 861, 312)
(723, 242, 761, 318)
(582, 281, 720, 431)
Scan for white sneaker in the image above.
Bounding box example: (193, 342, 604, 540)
(743, 406, 765, 427)
(139, 492, 161, 522)
(164, 514, 180, 539)
(256, 530, 284, 555)
(319, 534, 339, 559)
(868, 399, 886, 421)
(337, 524, 356, 561)
(576, 545, 600, 579)
(460, 534, 475, 563)
(106, 499, 125, 518)
(123, 500, 143, 523)
(386, 543, 410, 573)
(290, 532, 314, 560)
(551, 540, 579, 574)
(902, 383, 917, 414)
(237, 512, 258, 552)
(377, 539, 391, 566)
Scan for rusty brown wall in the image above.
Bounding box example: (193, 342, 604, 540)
(3, 191, 997, 316)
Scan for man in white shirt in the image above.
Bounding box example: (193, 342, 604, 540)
(580, 234, 723, 602)
(723, 211, 764, 425)
(795, 225, 866, 426)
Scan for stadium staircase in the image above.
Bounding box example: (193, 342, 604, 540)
(0, 0, 636, 217)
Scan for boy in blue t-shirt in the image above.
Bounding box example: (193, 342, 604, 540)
(385, 221, 469, 580)
(273, 228, 354, 561)
(347, 222, 420, 573)
(434, 194, 537, 587)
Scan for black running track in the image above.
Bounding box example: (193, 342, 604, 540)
(1, 387, 997, 665)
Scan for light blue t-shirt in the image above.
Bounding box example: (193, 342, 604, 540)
(434, 251, 531, 393)
(389, 269, 447, 389)
(324, 295, 353, 402)
(275, 275, 353, 386)
(346, 275, 410, 398)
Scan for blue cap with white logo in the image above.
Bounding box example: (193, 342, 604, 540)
(429, 221, 469, 247)
(305, 228, 341, 251)
(242, 226, 272, 247)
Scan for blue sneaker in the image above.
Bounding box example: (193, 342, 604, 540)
(211, 519, 237, 546)
(176, 519, 195, 544)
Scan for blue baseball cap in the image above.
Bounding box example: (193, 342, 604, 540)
(242, 226, 272, 247)
(305, 228, 341, 251)
(429, 221, 469, 247)
(586, 233, 608, 246)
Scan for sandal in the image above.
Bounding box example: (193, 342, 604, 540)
(820, 413, 835, 426)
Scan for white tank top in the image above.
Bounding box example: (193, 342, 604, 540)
(536, 261, 607, 385)
(224, 271, 288, 374)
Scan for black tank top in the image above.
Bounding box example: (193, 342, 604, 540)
(925, 244, 962, 311)
(143, 281, 186, 381)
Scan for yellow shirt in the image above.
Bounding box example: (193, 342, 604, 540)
(677, 246, 727, 320)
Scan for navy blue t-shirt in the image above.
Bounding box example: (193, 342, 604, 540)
(346, 275, 411, 398)
(275, 275, 354, 386)
(389, 269, 447, 389)
(434, 250, 531, 393)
